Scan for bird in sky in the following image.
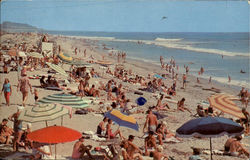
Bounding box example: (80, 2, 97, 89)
(161, 16, 168, 20)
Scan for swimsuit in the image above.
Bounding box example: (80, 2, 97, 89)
(148, 125, 156, 132)
(96, 125, 102, 135)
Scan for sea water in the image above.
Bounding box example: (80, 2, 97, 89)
(47, 31, 249, 89)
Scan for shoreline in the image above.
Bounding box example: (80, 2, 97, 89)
(57, 34, 249, 90)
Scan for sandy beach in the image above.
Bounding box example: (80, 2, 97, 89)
(0, 32, 249, 160)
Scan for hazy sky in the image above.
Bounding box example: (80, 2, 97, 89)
(1, 0, 249, 32)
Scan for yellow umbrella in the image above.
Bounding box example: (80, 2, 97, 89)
(208, 93, 245, 119)
(58, 52, 73, 63)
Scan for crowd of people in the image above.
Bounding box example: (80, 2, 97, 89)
(0, 33, 249, 160)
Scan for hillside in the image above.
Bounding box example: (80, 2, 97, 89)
(0, 21, 43, 32)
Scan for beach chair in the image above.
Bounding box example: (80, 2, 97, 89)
(98, 139, 122, 160)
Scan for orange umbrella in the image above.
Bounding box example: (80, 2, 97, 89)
(27, 126, 82, 159)
(208, 94, 245, 119)
(27, 126, 81, 144)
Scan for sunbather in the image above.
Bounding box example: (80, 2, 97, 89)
(153, 145, 168, 160)
(105, 119, 123, 140)
(72, 137, 93, 159)
(228, 136, 249, 157)
(97, 117, 108, 136)
(125, 135, 143, 160)
(155, 95, 170, 111)
(177, 98, 192, 113)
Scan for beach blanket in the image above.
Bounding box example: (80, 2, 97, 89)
(165, 99, 178, 104)
(45, 86, 63, 91)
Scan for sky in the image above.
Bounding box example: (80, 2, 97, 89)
(0, 0, 249, 32)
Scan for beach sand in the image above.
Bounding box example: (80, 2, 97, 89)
(0, 33, 249, 160)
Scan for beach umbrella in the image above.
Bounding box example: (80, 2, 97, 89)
(96, 60, 113, 66)
(68, 60, 92, 67)
(26, 52, 43, 59)
(58, 52, 73, 63)
(27, 126, 81, 159)
(153, 74, 165, 79)
(208, 93, 245, 119)
(46, 62, 68, 77)
(136, 97, 147, 106)
(18, 103, 69, 126)
(38, 93, 91, 109)
(176, 117, 244, 160)
(104, 109, 139, 131)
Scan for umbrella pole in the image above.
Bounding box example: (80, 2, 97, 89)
(46, 120, 48, 127)
(55, 144, 57, 160)
(61, 116, 63, 126)
(210, 137, 213, 160)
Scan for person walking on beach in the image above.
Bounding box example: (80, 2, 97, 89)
(17, 73, 32, 107)
(182, 74, 187, 89)
(143, 109, 158, 133)
(228, 75, 231, 83)
(1, 78, 12, 106)
(209, 76, 212, 84)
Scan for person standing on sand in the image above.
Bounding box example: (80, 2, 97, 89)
(143, 109, 158, 133)
(84, 49, 87, 57)
(8, 107, 24, 151)
(1, 78, 12, 106)
(228, 75, 231, 83)
(209, 76, 212, 84)
(182, 74, 187, 89)
(17, 73, 32, 107)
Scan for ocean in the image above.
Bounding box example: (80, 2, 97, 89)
(47, 31, 249, 89)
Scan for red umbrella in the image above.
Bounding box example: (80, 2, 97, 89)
(27, 126, 82, 159)
(28, 126, 81, 143)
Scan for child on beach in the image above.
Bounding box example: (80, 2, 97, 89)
(34, 89, 39, 102)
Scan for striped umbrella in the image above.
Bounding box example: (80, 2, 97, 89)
(58, 52, 73, 63)
(18, 103, 69, 126)
(104, 109, 139, 131)
(26, 52, 43, 59)
(46, 62, 68, 77)
(68, 60, 92, 67)
(38, 93, 91, 108)
(208, 93, 245, 119)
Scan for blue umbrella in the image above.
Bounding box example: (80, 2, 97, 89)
(153, 74, 165, 79)
(176, 117, 244, 160)
(104, 109, 139, 131)
(136, 97, 147, 106)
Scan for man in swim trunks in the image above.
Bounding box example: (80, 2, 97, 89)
(143, 109, 158, 133)
(182, 74, 187, 89)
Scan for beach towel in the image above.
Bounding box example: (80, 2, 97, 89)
(134, 91, 143, 95)
(163, 137, 180, 143)
(45, 87, 63, 91)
